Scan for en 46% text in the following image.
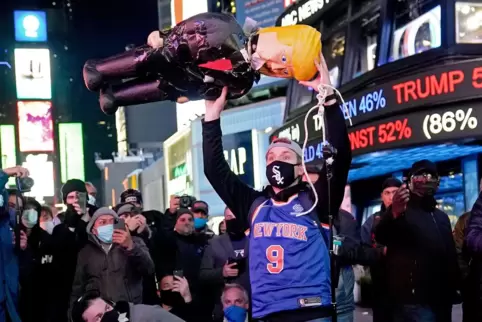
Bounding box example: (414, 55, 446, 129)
(423, 108, 478, 139)
(344, 90, 387, 116)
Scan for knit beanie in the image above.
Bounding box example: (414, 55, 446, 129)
(61, 179, 87, 203)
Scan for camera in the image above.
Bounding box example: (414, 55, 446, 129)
(179, 194, 196, 208)
(16, 177, 34, 192)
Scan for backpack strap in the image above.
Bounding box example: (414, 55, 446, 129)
(297, 191, 331, 249)
(248, 196, 269, 228)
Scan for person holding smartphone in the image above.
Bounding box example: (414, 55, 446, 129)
(200, 207, 249, 321)
(70, 207, 155, 312)
(158, 274, 195, 321)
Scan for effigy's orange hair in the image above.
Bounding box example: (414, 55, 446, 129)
(258, 25, 322, 81)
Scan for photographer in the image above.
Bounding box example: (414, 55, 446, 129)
(153, 208, 210, 321)
(70, 207, 154, 310)
(200, 207, 249, 321)
(115, 202, 159, 305)
(51, 179, 92, 321)
(376, 160, 459, 321)
(0, 166, 30, 322)
(159, 195, 196, 232)
(159, 275, 195, 321)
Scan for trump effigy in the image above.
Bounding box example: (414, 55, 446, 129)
(83, 12, 321, 115)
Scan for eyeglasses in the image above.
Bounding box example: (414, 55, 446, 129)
(178, 217, 193, 223)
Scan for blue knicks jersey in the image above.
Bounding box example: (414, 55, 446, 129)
(249, 194, 331, 318)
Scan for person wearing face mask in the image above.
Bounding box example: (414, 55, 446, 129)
(51, 178, 93, 321)
(69, 207, 155, 313)
(153, 208, 210, 321)
(375, 160, 460, 322)
(200, 207, 249, 321)
(115, 202, 159, 306)
(158, 275, 195, 321)
(221, 284, 249, 322)
(71, 290, 184, 322)
(0, 166, 30, 322)
(191, 201, 215, 238)
(19, 204, 59, 322)
(202, 57, 351, 321)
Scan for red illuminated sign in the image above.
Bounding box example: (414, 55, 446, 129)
(342, 59, 482, 126)
(349, 119, 413, 151)
(347, 102, 482, 156)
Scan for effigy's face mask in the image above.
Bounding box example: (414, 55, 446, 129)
(252, 25, 322, 81)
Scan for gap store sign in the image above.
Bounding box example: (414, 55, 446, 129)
(14, 10, 47, 42)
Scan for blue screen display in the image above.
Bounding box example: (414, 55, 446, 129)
(14, 10, 47, 42)
(303, 140, 325, 164)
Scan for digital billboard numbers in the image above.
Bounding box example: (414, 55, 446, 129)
(272, 102, 482, 161)
(341, 59, 482, 126)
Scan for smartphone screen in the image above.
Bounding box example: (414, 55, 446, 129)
(114, 218, 126, 231)
(77, 192, 87, 214)
(173, 270, 183, 278)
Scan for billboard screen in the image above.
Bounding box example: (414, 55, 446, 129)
(14, 48, 51, 99)
(59, 123, 85, 183)
(22, 153, 54, 198)
(17, 101, 54, 152)
(14, 10, 47, 42)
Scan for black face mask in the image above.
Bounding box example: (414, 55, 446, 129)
(226, 219, 244, 238)
(160, 289, 185, 307)
(100, 310, 121, 322)
(266, 161, 299, 189)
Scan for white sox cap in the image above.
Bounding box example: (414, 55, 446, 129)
(266, 138, 303, 158)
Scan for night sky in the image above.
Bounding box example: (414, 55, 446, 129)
(0, 0, 160, 193)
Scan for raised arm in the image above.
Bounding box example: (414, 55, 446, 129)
(203, 87, 262, 229)
(300, 56, 351, 223)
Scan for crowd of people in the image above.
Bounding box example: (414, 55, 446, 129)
(3, 47, 482, 322)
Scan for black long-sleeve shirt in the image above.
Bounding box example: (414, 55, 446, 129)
(201, 102, 351, 321)
(202, 102, 351, 228)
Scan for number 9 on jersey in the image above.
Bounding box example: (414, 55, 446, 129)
(266, 245, 285, 274)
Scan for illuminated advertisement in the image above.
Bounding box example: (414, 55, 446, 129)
(17, 101, 54, 152)
(236, 0, 286, 28)
(22, 153, 54, 198)
(59, 123, 85, 182)
(222, 131, 255, 187)
(292, 102, 482, 162)
(164, 130, 193, 197)
(340, 59, 482, 126)
(0, 125, 18, 187)
(390, 6, 441, 62)
(14, 10, 47, 42)
(171, 0, 208, 26)
(14, 48, 51, 99)
(277, 0, 333, 27)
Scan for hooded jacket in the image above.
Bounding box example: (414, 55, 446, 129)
(70, 207, 155, 311)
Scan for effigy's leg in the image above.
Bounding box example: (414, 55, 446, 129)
(83, 45, 162, 92)
(98, 77, 180, 115)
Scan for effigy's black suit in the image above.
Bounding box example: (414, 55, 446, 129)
(83, 12, 258, 115)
